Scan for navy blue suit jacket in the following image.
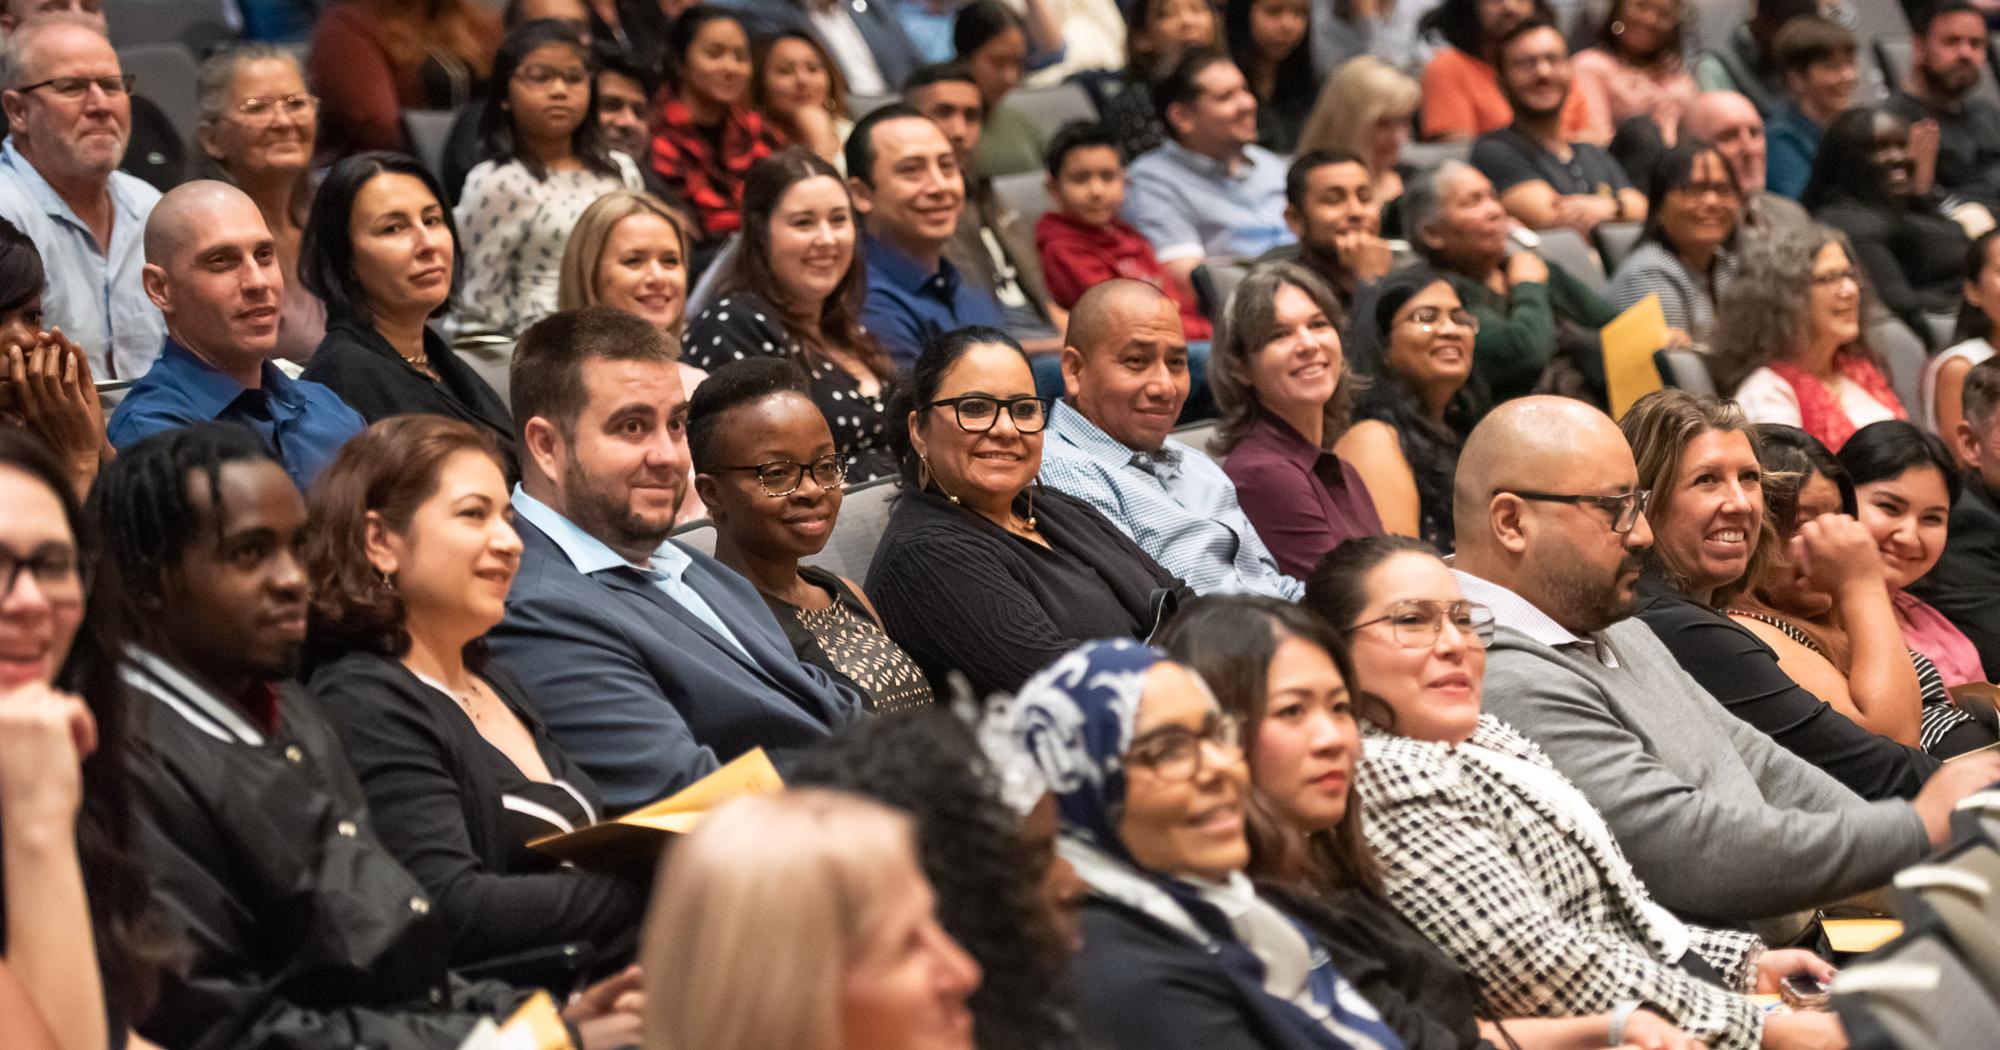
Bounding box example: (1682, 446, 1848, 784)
(714, 0, 923, 91)
(487, 516, 866, 810)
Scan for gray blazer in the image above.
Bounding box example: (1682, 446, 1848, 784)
(1480, 618, 1931, 942)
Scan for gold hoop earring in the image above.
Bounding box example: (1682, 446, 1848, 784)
(920, 455, 961, 505)
(1024, 483, 1038, 531)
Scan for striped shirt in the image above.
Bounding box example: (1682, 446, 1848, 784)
(1606, 240, 1738, 345)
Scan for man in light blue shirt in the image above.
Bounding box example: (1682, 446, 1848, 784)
(487, 306, 865, 808)
(1038, 280, 1300, 600)
(0, 20, 164, 380)
(1123, 50, 1292, 296)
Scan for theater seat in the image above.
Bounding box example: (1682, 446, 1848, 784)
(805, 475, 899, 581)
(992, 170, 1052, 232)
(1833, 925, 2000, 1050)
(116, 43, 200, 144)
(1173, 421, 1220, 463)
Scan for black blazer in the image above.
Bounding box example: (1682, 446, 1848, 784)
(1911, 481, 2000, 677)
(302, 316, 516, 464)
(308, 650, 645, 990)
(865, 485, 1189, 697)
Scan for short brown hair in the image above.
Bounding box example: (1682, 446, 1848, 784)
(1774, 15, 1855, 78)
(304, 416, 507, 660)
(510, 305, 679, 441)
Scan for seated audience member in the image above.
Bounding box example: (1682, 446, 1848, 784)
(866, 327, 1187, 696)
(108, 182, 364, 491)
(715, 0, 924, 97)
(299, 154, 514, 465)
(685, 150, 899, 481)
(1838, 420, 1990, 689)
(640, 790, 981, 1050)
(455, 19, 644, 357)
(0, 20, 164, 382)
(1450, 396, 2000, 941)
(753, 30, 851, 170)
(1039, 280, 1298, 598)
(0, 430, 169, 1050)
(1212, 264, 1383, 578)
(905, 64, 1067, 361)
(1607, 142, 1742, 344)
(304, 416, 645, 990)
(1732, 424, 1995, 758)
(791, 710, 1084, 1050)
(1035, 122, 1210, 341)
(1295, 57, 1420, 212)
(1803, 107, 1971, 341)
(1685, 90, 1813, 236)
(1291, 545, 1840, 1049)
(1405, 162, 1621, 404)
(688, 359, 933, 712)
(1123, 50, 1293, 300)
(1911, 358, 2000, 673)
(593, 45, 695, 208)
(1887, 2, 2000, 210)
(489, 307, 863, 808)
(1623, 390, 1950, 791)
(1713, 225, 1906, 451)
(1690, 0, 1812, 118)
(1225, 0, 1318, 154)
(0, 219, 110, 495)
(92, 424, 642, 1049)
(1079, 0, 1219, 162)
(193, 45, 326, 363)
(1763, 15, 1857, 201)
(1568, 0, 1697, 148)
(650, 8, 781, 246)
(988, 639, 1405, 1050)
(1417, 0, 1585, 141)
(1343, 269, 1481, 554)
(849, 105, 1005, 371)
(956, 0, 1044, 177)
(1264, 150, 1394, 315)
(1471, 19, 1646, 235)
(1924, 230, 1999, 438)
(0, 0, 183, 193)
(307, 0, 501, 160)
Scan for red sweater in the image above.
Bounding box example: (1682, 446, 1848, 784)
(1034, 211, 1213, 340)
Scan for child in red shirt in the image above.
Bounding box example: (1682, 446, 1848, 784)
(1033, 122, 1214, 340)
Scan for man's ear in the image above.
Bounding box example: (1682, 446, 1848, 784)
(141, 263, 172, 314)
(0, 87, 24, 137)
(522, 417, 567, 494)
(848, 175, 874, 216)
(1957, 419, 1985, 473)
(1490, 494, 1530, 555)
(1059, 345, 1086, 403)
(1285, 203, 1304, 239)
(1165, 100, 1193, 141)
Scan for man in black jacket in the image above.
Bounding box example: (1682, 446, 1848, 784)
(1912, 356, 2000, 674)
(89, 423, 640, 1050)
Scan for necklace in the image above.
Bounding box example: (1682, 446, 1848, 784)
(413, 667, 484, 722)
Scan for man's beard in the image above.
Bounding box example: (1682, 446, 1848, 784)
(562, 452, 681, 558)
(1538, 550, 1643, 636)
(1921, 60, 1979, 101)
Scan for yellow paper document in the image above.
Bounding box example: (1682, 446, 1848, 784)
(529, 748, 784, 875)
(1601, 293, 1668, 420)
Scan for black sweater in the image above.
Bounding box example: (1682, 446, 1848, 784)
(302, 316, 516, 465)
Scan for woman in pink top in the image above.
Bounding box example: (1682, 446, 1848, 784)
(1416, 0, 1586, 139)
(1838, 420, 1991, 686)
(1568, 0, 1699, 148)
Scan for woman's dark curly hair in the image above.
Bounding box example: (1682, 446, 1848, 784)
(790, 709, 1081, 1050)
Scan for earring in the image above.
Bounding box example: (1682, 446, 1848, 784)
(1610, 18, 1625, 33)
(919, 455, 961, 505)
(378, 569, 397, 593)
(1024, 483, 1038, 531)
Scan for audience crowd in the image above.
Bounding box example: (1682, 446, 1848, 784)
(11, 0, 2000, 1047)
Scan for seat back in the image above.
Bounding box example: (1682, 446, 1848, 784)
(804, 476, 901, 581)
(1834, 928, 2000, 1050)
(1654, 349, 1718, 396)
(1893, 854, 2000, 1002)
(1008, 81, 1098, 139)
(117, 44, 202, 144)
(1535, 227, 1608, 297)
(1594, 222, 1645, 272)
(671, 519, 717, 557)
(847, 93, 898, 119)
(402, 108, 461, 183)
(992, 170, 1053, 233)
(684, 234, 742, 322)
(1173, 421, 1221, 462)
(107, 0, 234, 51)
(1870, 316, 1929, 417)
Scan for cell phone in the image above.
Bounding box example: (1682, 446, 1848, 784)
(1508, 226, 1542, 250)
(1780, 975, 1832, 1011)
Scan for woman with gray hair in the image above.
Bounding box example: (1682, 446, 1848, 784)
(1711, 224, 1906, 452)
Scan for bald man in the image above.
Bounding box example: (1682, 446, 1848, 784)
(1684, 92, 1810, 236)
(1452, 397, 2000, 944)
(0, 18, 165, 380)
(1037, 280, 1300, 598)
(107, 181, 362, 489)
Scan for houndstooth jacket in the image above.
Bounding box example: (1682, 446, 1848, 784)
(1357, 715, 1767, 1050)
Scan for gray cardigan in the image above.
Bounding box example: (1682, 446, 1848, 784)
(1480, 618, 1931, 942)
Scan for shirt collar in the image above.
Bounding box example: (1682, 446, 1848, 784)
(1251, 409, 1326, 468)
(1160, 138, 1247, 181)
(158, 339, 304, 420)
(1049, 400, 1183, 478)
(511, 483, 692, 580)
(865, 233, 959, 297)
(1452, 569, 1591, 651)
(1, 136, 149, 226)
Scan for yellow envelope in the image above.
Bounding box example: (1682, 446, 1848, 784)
(497, 991, 572, 1050)
(1824, 917, 1903, 954)
(529, 748, 784, 875)
(1601, 293, 1668, 420)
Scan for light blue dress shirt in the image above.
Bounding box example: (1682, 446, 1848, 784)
(1038, 401, 1302, 600)
(1123, 139, 1294, 265)
(0, 137, 164, 381)
(511, 485, 751, 659)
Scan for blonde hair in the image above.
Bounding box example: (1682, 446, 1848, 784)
(1297, 56, 1420, 165)
(641, 789, 920, 1050)
(557, 190, 695, 347)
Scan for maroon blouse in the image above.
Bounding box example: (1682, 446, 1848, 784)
(1222, 411, 1384, 579)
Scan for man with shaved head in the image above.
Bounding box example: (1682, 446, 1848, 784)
(1453, 397, 2000, 944)
(107, 181, 362, 489)
(1038, 279, 1298, 598)
(0, 17, 164, 379)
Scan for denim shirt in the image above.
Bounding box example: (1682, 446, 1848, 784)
(860, 233, 1007, 372)
(1123, 140, 1293, 263)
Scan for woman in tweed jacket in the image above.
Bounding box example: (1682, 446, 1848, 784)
(1301, 536, 1847, 1050)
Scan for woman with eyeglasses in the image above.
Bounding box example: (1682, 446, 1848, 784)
(1607, 142, 1744, 347)
(867, 327, 1188, 697)
(193, 44, 326, 363)
(1300, 535, 1844, 1050)
(1336, 268, 1482, 553)
(987, 638, 1407, 1050)
(689, 359, 932, 713)
(683, 149, 898, 483)
(452, 19, 643, 369)
(1622, 390, 1951, 800)
(1713, 225, 1906, 452)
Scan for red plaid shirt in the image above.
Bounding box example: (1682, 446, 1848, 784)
(649, 92, 781, 239)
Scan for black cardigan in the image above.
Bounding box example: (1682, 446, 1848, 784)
(308, 650, 646, 989)
(864, 485, 1189, 697)
(301, 316, 516, 465)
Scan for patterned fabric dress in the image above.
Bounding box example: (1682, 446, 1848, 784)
(765, 567, 932, 714)
(453, 152, 644, 338)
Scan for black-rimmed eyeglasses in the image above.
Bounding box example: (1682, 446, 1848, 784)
(711, 452, 847, 497)
(926, 394, 1053, 434)
(13, 74, 135, 100)
(1501, 488, 1651, 533)
(1128, 713, 1241, 782)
